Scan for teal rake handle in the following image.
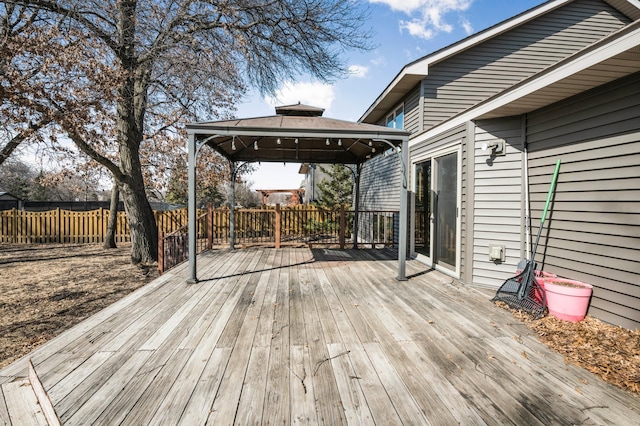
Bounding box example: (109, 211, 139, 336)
(541, 159, 561, 226)
(518, 159, 561, 301)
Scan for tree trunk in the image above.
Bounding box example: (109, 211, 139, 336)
(115, 0, 157, 265)
(117, 132, 157, 264)
(119, 169, 157, 264)
(103, 181, 119, 249)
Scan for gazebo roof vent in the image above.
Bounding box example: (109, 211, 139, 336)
(275, 102, 325, 117)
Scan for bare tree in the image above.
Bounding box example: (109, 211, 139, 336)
(3, 0, 373, 264)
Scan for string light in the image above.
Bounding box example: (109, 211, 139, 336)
(368, 140, 372, 146)
(337, 139, 342, 146)
(231, 136, 236, 150)
(254, 140, 258, 150)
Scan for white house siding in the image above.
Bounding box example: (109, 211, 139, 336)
(422, 0, 630, 131)
(470, 117, 524, 288)
(526, 71, 640, 330)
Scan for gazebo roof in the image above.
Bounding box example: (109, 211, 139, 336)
(185, 103, 410, 164)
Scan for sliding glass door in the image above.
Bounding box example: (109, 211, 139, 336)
(414, 150, 459, 273)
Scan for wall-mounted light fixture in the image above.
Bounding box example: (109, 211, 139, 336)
(326, 138, 330, 146)
(231, 136, 236, 151)
(254, 140, 258, 150)
(276, 138, 281, 145)
(337, 139, 342, 147)
(481, 139, 505, 155)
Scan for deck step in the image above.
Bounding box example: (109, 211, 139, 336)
(0, 360, 60, 426)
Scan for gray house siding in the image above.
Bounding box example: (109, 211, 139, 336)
(422, 0, 630, 131)
(359, 155, 402, 212)
(360, 84, 421, 247)
(471, 116, 524, 288)
(403, 86, 421, 134)
(357, 152, 403, 247)
(526, 71, 640, 330)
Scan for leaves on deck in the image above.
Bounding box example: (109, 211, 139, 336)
(503, 305, 640, 397)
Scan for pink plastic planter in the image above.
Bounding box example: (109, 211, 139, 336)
(515, 270, 557, 305)
(543, 278, 593, 322)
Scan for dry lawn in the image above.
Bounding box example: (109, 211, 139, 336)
(0, 243, 638, 400)
(0, 243, 158, 369)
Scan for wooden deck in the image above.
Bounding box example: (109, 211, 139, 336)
(1, 248, 638, 425)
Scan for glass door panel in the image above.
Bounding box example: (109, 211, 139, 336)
(434, 152, 457, 269)
(414, 160, 431, 258)
(414, 150, 458, 272)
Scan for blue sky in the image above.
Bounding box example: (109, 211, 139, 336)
(244, 0, 546, 190)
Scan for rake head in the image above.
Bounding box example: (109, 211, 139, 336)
(492, 269, 547, 319)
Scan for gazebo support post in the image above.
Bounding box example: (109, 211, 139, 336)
(229, 160, 237, 250)
(397, 138, 409, 281)
(352, 163, 362, 249)
(187, 132, 198, 284)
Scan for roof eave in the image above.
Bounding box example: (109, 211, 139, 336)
(358, 65, 428, 125)
(358, 0, 574, 124)
(408, 20, 640, 145)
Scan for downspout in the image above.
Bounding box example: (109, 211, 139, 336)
(522, 114, 531, 260)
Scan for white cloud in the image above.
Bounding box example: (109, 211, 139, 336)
(264, 81, 335, 112)
(370, 55, 387, 67)
(460, 17, 473, 35)
(348, 64, 369, 78)
(370, 0, 474, 40)
(400, 19, 435, 40)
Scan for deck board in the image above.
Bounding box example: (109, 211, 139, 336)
(1, 247, 639, 425)
(1, 379, 48, 425)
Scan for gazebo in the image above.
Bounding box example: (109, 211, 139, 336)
(185, 103, 410, 282)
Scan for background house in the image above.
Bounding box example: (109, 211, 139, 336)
(298, 163, 331, 205)
(357, 0, 640, 329)
(0, 191, 23, 210)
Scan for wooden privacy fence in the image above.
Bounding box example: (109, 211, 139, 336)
(158, 205, 399, 273)
(0, 208, 195, 244)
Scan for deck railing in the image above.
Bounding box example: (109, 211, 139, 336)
(158, 205, 398, 273)
(0, 205, 397, 273)
(158, 212, 209, 273)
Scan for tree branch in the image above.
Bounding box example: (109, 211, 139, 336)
(9, 0, 120, 54)
(66, 130, 123, 182)
(0, 119, 51, 166)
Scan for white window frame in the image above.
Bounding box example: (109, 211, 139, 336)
(386, 103, 404, 130)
